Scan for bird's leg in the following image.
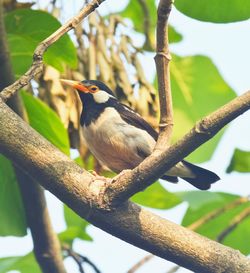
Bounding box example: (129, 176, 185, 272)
(91, 170, 107, 180)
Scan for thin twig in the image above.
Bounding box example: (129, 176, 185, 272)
(127, 254, 153, 273)
(188, 195, 250, 231)
(166, 265, 180, 273)
(63, 245, 101, 273)
(67, 250, 85, 273)
(0, 0, 105, 101)
(154, 0, 174, 150)
(217, 207, 250, 243)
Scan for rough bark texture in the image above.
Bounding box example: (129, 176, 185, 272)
(0, 100, 249, 273)
(0, 2, 66, 272)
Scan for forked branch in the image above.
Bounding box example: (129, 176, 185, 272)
(0, 0, 105, 101)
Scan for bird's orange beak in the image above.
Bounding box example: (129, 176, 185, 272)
(60, 79, 89, 93)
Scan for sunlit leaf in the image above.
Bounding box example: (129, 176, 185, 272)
(227, 149, 250, 173)
(0, 253, 41, 273)
(0, 155, 27, 236)
(4, 9, 77, 76)
(21, 91, 70, 155)
(178, 191, 250, 254)
(62, 205, 92, 244)
(120, 0, 182, 50)
(175, 0, 250, 23)
(168, 54, 236, 163)
(131, 182, 182, 209)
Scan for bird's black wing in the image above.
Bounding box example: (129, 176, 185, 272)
(110, 98, 158, 141)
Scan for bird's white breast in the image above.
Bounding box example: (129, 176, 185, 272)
(82, 107, 156, 172)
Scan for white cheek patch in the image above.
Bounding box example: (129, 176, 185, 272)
(93, 90, 114, 103)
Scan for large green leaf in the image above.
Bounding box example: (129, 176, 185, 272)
(120, 0, 182, 50)
(0, 155, 27, 236)
(61, 205, 92, 245)
(178, 191, 250, 255)
(169, 54, 236, 163)
(131, 182, 182, 209)
(175, 0, 250, 23)
(4, 9, 77, 76)
(0, 253, 41, 273)
(21, 91, 70, 155)
(227, 149, 250, 173)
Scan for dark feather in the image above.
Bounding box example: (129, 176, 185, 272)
(161, 175, 179, 183)
(112, 100, 158, 141)
(180, 161, 220, 190)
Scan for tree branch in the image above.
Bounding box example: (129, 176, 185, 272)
(0, 0, 105, 101)
(0, 100, 250, 273)
(126, 195, 250, 272)
(127, 254, 153, 273)
(103, 90, 250, 206)
(0, 2, 66, 272)
(217, 207, 250, 243)
(63, 244, 101, 273)
(17, 174, 66, 273)
(154, 0, 174, 150)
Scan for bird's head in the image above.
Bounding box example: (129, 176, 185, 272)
(60, 79, 115, 104)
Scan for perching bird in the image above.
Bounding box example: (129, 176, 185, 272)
(61, 79, 220, 190)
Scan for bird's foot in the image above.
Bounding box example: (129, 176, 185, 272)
(111, 169, 131, 184)
(91, 170, 106, 180)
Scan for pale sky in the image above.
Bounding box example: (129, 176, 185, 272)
(1, 1, 250, 273)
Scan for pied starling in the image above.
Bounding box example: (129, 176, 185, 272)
(61, 79, 220, 190)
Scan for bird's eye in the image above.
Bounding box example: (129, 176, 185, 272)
(91, 86, 97, 91)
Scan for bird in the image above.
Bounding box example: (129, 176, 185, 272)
(60, 79, 220, 190)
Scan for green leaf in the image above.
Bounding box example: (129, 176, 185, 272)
(59, 226, 92, 245)
(178, 191, 250, 255)
(120, 0, 182, 50)
(0, 252, 41, 273)
(4, 9, 77, 76)
(174, 0, 250, 23)
(21, 91, 70, 155)
(0, 155, 27, 236)
(131, 182, 182, 209)
(62, 205, 92, 244)
(169, 54, 236, 163)
(227, 149, 250, 173)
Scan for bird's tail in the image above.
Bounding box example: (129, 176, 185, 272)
(161, 161, 220, 190)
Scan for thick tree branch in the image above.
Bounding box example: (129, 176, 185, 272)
(0, 0, 105, 101)
(154, 0, 174, 149)
(0, 2, 66, 272)
(0, 101, 250, 273)
(103, 91, 250, 206)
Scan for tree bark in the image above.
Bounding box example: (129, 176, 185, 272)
(0, 2, 66, 272)
(0, 100, 249, 273)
